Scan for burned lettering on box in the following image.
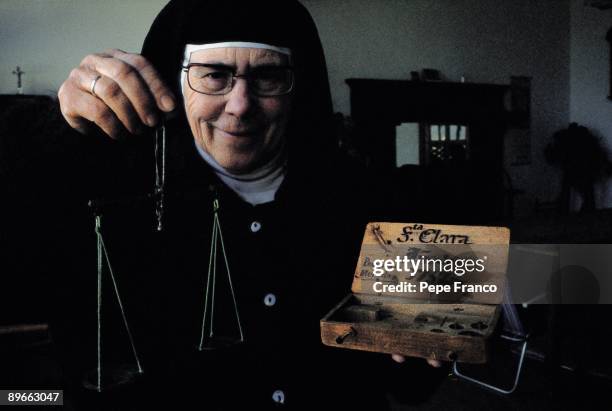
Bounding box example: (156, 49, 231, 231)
(419, 228, 472, 244)
(396, 224, 423, 242)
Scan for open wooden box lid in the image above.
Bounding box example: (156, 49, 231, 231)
(351, 222, 511, 305)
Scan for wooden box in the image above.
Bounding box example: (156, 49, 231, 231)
(321, 222, 510, 364)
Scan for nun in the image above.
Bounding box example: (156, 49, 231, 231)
(52, 0, 443, 409)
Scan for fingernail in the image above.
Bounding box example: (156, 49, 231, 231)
(146, 114, 158, 127)
(392, 354, 405, 363)
(161, 95, 175, 111)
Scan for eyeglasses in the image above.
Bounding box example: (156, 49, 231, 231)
(182, 64, 294, 97)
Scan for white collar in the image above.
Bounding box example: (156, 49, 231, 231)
(194, 142, 286, 205)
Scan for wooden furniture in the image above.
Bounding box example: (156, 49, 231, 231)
(0, 94, 54, 327)
(346, 79, 508, 171)
(346, 79, 510, 222)
(0, 94, 53, 116)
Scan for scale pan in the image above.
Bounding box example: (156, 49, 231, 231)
(82, 364, 143, 392)
(199, 335, 244, 351)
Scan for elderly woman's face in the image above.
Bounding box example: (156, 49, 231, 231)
(184, 47, 292, 174)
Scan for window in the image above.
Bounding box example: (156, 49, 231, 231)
(423, 124, 469, 165)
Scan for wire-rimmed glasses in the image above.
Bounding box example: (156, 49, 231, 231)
(183, 64, 294, 97)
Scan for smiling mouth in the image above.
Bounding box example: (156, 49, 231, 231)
(215, 127, 261, 137)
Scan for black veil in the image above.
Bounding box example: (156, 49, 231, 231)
(141, 0, 338, 183)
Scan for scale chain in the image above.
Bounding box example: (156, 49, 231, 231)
(94, 215, 144, 391)
(198, 199, 244, 350)
(154, 122, 166, 231)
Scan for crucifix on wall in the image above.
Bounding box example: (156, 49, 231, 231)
(12, 66, 25, 95)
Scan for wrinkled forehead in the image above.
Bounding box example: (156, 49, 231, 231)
(189, 48, 291, 68)
(184, 42, 292, 67)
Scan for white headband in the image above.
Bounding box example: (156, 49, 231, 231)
(183, 42, 291, 65)
(180, 41, 292, 96)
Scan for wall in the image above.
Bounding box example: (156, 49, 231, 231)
(570, 0, 612, 208)
(303, 0, 571, 213)
(0, 0, 166, 95)
(0, 0, 575, 212)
